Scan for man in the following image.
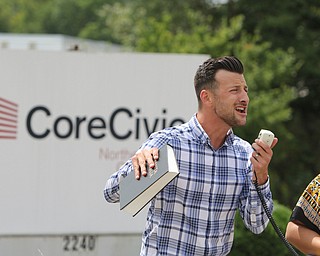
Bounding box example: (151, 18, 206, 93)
(104, 56, 278, 255)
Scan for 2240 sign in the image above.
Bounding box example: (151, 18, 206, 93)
(63, 235, 96, 252)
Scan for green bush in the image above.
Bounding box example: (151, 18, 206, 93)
(229, 201, 303, 256)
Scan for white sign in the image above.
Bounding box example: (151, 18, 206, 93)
(0, 50, 208, 235)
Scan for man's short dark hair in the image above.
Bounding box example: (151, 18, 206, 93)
(194, 56, 244, 101)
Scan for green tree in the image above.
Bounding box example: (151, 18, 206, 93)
(42, 0, 110, 37)
(0, 0, 50, 32)
(227, 0, 320, 207)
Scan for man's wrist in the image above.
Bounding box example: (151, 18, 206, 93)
(252, 171, 268, 186)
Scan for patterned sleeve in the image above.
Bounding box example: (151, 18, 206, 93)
(103, 159, 132, 203)
(240, 175, 273, 234)
(289, 174, 320, 234)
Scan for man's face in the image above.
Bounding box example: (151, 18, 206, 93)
(211, 69, 249, 127)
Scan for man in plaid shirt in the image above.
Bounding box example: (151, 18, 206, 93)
(104, 56, 278, 255)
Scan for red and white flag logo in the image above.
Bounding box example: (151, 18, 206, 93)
(0, 97, 18, 139)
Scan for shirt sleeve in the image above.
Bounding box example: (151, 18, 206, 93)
(103, 159, 133, 203)
(289, 174, 320, 234)
(290, 206, 320, 234)
(239, 173, 273, 234)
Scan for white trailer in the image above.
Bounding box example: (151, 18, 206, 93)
(0, 50, 208, 256)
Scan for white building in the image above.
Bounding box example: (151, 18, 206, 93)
(0, 46, 208, 256)
(0, 32, 124, 52)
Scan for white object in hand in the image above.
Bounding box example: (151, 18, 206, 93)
(257, 129, 274, 147)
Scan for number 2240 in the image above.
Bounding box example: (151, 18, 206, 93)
(63, 235, 96, 252)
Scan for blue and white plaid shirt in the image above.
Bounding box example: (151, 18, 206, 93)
(104, 114, 273, 256)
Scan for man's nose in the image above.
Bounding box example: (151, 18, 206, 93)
(240, 89, 249, 103)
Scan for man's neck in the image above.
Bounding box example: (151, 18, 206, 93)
(196, 112, 231, 149)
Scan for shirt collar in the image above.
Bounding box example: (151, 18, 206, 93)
(189, 114, 235, 148)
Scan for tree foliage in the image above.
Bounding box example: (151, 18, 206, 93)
(231, 201, 303, 255)
(222, 0, 320, 207)
(0, 0, 49, 32)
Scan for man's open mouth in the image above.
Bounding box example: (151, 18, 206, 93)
(235, 106, 246, 114)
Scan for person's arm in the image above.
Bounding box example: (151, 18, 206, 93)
(103, 160, 132, 203)
(239, 138, 277, 234)
(286, 220, 320, 255)
(104, 131, 168, 203)
(103, 148, 158, 203)
(239, 173, 273, 234)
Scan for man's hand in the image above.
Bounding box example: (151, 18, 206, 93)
(131, 148, 159, 180)
(250, 137, 278, 185)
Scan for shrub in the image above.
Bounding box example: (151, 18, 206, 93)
(229, 201, 302, 256)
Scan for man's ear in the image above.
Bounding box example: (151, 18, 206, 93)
(199, 89, 213, 106)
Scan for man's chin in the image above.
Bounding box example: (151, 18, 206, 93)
(235, 120, 247, 127)
(226, 117, 246, 127)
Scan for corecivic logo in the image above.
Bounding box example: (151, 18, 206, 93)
(1, 96, 186, 140)
(0, 97, 18, 139)
(26, 106, 185, 140)
(0, 97, 184, 140)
